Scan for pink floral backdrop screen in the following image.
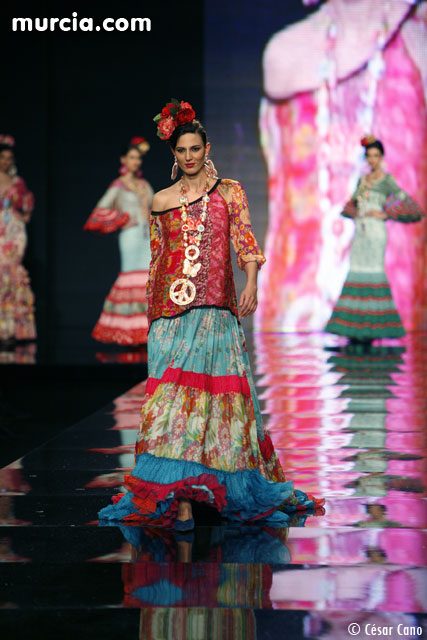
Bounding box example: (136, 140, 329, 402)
(256, 1, 427, 332)
(205, 1, 427, 334)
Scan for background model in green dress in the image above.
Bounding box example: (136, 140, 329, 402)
(326, 137, 424, 341)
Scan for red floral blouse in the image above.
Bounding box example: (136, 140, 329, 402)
(147, 179, 265, 325)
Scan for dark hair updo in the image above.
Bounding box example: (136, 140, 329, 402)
(169, 119, 208, 150)
(120, 142, 143, 157)
(364, 139, 385, 156)
(0, 143, 14, 155)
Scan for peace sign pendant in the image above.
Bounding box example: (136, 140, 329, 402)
(169, 278, 196, 306)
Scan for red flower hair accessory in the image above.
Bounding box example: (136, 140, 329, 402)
(361, 134, 376, 147)
(153, 99, 196, 140)
(130, 136, 150, 155)
(0, 135, 15, 147)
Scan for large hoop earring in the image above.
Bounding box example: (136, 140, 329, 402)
(204, 154, 218, 179)
(171, 157, 178, 181)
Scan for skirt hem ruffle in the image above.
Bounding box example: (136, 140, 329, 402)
(326, 271, 405, 339)
(98, 452, 325, 527)
(92, 323, 148, 345)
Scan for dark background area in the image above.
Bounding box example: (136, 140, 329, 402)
(2, 0, 204, 363)
(0, 1, 204, 464)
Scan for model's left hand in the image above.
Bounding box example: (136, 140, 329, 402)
(239, 284, 258, 318)
(122, 217, 138, 230)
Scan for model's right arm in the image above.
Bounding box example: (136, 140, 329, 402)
(83, 185, 131, 233)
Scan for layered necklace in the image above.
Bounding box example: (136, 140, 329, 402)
(169, 177, 211, 306)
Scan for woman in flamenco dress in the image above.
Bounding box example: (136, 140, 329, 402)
(326, 135, 424, 343)
(84, 137, 153, 345)
(99, 100, 324, 530)
(0, 135, 36, 344)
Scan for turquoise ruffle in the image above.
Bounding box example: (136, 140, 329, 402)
(98, 452, 317, 526)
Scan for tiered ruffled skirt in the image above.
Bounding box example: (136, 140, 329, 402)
(325, 271, 405, 339)
(326, 217, 406, 340)
(99, 308, 323, 526)
(92, 270, 149, 345)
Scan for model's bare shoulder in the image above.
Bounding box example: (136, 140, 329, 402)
(152, 184, 180, 212)
(263, 1, 411, 100)
(263, 13, 324, 100)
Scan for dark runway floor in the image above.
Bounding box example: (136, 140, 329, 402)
(0, 333, 426, 639)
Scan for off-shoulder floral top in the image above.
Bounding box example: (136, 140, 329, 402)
(147, 179, 265, 326)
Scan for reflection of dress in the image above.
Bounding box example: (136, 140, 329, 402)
(118, 526, 290, 618)
(0, 176, 35, 340)
(326, 174, 423, 339)
(99, 179, 323, 526)
(123, 562, 272, 609)
(84, 178, 153, 345)
(138, 609, 255, 640)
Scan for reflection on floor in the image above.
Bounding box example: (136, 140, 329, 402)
(0, 334, 426, 638)
(0, 333, 148, 366)
(0, 341, 37, 364)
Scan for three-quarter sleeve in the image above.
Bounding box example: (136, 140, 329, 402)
(383, 175, 424, 223)
(83, 186, 130, 233)
(227, 181, 266, 270)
